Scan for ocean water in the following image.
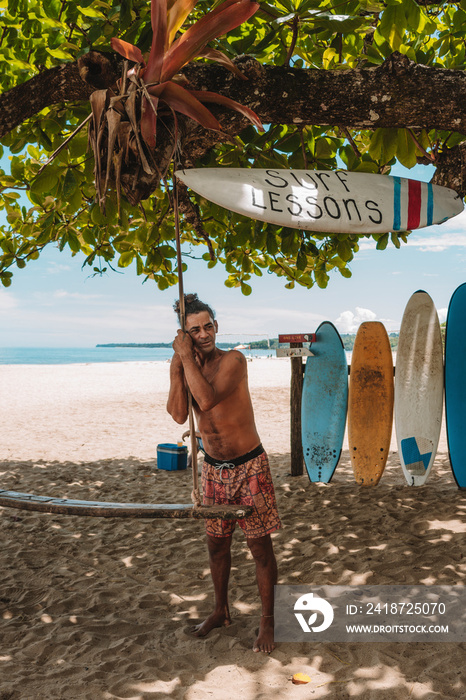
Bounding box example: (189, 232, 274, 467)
(0, 346, 274, 366)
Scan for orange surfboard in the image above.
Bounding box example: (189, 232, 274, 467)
(348, 322, 394, 486)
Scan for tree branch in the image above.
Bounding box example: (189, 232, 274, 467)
(0, 52, 122, 138)
(2, 52, 466, 141)
(182, 53, 466, 134)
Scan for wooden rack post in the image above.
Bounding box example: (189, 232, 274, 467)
(277, 333, 316, 477)
(290, 345, 304, 476)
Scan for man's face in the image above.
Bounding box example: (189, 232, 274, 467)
(185, 311, 218, 354)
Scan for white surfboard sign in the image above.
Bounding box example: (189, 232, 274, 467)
(175, 168, 463, 234)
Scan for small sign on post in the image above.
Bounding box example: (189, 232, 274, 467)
(278, 334, 317, 343)
(276, 334, 316, 358)
(277, 333, 316, 476)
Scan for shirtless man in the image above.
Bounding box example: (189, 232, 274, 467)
(167, 294, 281, 653)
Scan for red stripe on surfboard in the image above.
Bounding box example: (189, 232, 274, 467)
(407, 179, 422, 229)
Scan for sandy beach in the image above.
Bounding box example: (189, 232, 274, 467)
(0, 357, 465, 699)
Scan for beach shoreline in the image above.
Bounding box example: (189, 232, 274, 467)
(1, 359, 465, 699)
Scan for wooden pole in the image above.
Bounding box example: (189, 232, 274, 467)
(0, 490, 253, 519)
(290, 343, 304, 476)
(173, 174, 200, 506)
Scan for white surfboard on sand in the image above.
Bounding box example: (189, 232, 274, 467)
(395, 290, 444, 486)
(175, 168, 463, 234)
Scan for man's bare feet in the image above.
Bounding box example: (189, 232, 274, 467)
(253, 615, 275, 653)
(191, 610, 231, 638)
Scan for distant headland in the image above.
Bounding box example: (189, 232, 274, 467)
(96, 343, 173, 348)
(96, 334, 402, 351)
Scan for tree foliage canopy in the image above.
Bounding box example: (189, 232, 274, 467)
(1, 0, 465, 293)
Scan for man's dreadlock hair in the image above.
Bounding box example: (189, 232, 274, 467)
(173, 294, 216, 325)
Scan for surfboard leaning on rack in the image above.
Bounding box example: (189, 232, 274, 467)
(348, 322, 394, 487)
(445, 282, 466, 489)
(395, 291, 444, 487)
(301, 322, 348, 483)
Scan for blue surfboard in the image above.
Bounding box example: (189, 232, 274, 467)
(301, 321, 348, 483)
(445, 283, 466, 489)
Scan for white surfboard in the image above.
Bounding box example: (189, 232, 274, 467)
(175, 168, 463, 234)
(394, 290, 444, 486)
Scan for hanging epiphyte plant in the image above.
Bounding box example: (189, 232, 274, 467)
(88, 0, 263, 210)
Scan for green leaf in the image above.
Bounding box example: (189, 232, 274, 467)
(377, 4, 406, 51)
(296, 249, 307, 271)
(369, 128, 398, 164)
(157, 275, 170, 290)
(76, 4, 107, 18)
(396, 129, 417, 169)
(63, 168, 78, 199)
(376, 233, 389, 250)
(9, 138, 28, 154)
(390, 232, 401, 249)
(315, 137, 336, 159)
(266, 231, 279, 255)
(120, 0, 134, 29)
(67, 231, 81, 253)
(30, 171, 59, 195)
(339, 267, 352, 278)
(9, 157, 24, 181)
(1, 273, 13, 288)
(119, 251, 135, 267)
(46, 47, 75, 60)
(6, 211, 21, 224)
(314, 269, 329, 288)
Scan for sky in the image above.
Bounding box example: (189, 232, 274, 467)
(1, 160, 466, 347)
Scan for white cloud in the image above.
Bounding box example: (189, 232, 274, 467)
(356, 238, 377, 251)
(335, 307, 377, 333)
(437, 307, 447, 324)
(424, 207, 466, 234)
(0, 291, 18, 312)
(333, 308, 399, 334)
(358, 230, 466, 253)
(215, 304, 326, 339)
(1, 297, 178, 346)
(53, 289, 105, 301)
(350, 207, 466, 253)
(410, 232, 466, 252)
(379, 317, 399, 332)
(45, 262, 71, 275)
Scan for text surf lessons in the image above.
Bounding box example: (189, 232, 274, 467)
(175, 168, 463, 234)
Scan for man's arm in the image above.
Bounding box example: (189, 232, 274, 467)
(166, 353, 189, 424)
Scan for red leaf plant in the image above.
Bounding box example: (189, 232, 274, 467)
(88, 0, 262, 209)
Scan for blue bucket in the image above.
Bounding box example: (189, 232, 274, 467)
(157, 443, 188, 471)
